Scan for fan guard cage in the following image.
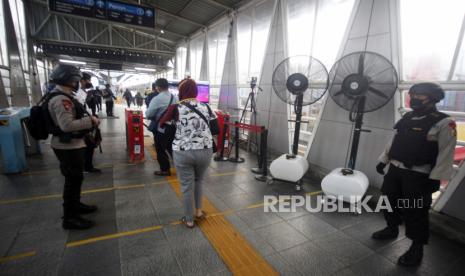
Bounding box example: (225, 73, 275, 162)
(328, 51, 398, 113)
(272, 55, 329, 106)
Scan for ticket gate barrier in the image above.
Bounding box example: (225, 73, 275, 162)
(0, 107, 40, 173)
(214, 110, 231, 161)
(125, 109, 145, 163)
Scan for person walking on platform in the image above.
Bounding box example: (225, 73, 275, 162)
(372, 82, 457, 267)
(48, 64, 100, 230)
(86, 88, 97, 116)
(145, 82, 159, 108)
(146, 78, 177, 176)
(123, 89, 133, 108)
(95, 87, 102, 112)
(159, 78, 215, 228)
(102, 84, 116, 117)
(135, 92, 144, 108)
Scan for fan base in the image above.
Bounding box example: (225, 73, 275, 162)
(321, 168, 369, 203)
(269, 154, 308, 183)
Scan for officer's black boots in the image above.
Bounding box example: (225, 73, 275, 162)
(398, 242, 423, 267)
(62, 216, 95, 230)
(62, 203, 97, 230)
(371, 226, 399, 240)
(78, 202, 98, 214)
(84, 168, 102, 173)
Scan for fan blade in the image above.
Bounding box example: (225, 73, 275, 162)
(369, 67, 392, 80)
(334, 90, 344, 96)
(358, 53, 365, 75)
(368, 86, 388, 99)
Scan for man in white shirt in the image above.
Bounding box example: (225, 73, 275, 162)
(145, 78, 177, 176)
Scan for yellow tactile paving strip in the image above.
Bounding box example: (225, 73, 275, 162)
(145, 138, 278, 275)
(0, 251, 36, 264)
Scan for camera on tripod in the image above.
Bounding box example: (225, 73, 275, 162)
(250, 76, 257, 89)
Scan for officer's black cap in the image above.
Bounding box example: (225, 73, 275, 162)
(154, 78, 169, 89)
(409, 82, 445, 103)
(81, 72, 92, 80)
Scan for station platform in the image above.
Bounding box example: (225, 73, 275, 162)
(0, 105, 464, 275)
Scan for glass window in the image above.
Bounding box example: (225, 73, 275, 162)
(166, 69, 174, 80)
(286, 0, 317, 57)
(286, 0, 356, 155)
(9, 0, 28, 70)
(286, 0, 355, 66)
(0, 0, 8, 66)
(209, 87, 220, 109)
(236, 9, 253, 84)
(453, 33, 465, 81)
(189, 35, 204, 81)
(400, 0, 465, 81)
(237, 1, 274, 85)
(176, 46, 187, 79)
(249, 0, 275, 80)
(208, 20, 229, 85)
(311, 0, 356, 69)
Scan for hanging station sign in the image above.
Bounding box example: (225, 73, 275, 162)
(48, 0, 155, 28)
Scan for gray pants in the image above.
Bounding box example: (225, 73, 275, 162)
(173, 149, 212, 222)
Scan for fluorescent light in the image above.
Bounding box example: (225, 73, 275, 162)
(59, 59, 86, 65)
(135, 67, 156, 72)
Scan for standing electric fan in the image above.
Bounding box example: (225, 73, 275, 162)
(321, 51, 398, 202)
(269, 56, 329, 191)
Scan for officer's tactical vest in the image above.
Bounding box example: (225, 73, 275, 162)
(47, 91, 90, 139)
(388, 110, 449, 168)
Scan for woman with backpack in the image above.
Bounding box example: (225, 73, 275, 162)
(159, 78, 216, 228)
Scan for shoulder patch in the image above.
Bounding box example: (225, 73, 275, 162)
(449, 121, 457, 137)
(62, 99, 73, 111)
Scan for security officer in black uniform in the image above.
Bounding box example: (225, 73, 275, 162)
(373, 83, 457, 266)
(48, 64, 100, 230)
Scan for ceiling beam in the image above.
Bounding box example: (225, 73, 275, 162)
(199, 0, 233, 11)
(34, 38, 175, 55)
(114, 25, 176, 45)
(32, 13, 51, 36)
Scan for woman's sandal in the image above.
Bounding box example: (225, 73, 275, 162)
(181, 217, 195, 228)
(195, 211, 207, 221)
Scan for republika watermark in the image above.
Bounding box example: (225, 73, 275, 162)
(263, 195, 424, 213)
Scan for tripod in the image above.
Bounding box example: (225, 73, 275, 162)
(228, 85, 260, 159)
(239, 86, 258, 127)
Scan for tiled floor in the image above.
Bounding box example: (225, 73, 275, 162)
(0, 105, 464, 275)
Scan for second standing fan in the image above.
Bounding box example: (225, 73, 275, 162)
(321, 51, 398, 202)
(269, 56, 329, 190)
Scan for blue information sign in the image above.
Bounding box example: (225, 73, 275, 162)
(49, 0, 155, 28)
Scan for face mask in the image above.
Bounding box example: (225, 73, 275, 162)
(72, 82, 80, 92)
(410, 98, 429, 110)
